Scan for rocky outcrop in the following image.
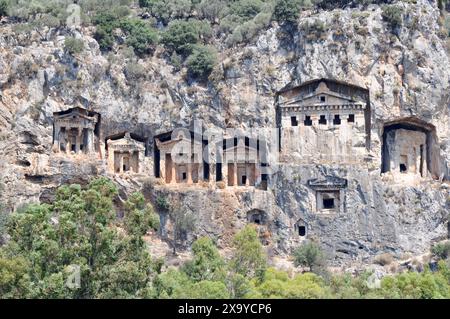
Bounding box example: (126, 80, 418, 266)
(0, 0, 449, 268)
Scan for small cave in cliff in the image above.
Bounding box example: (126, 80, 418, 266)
(247, 209, 267, 225)
(295, 219, 307, 237)
(381, 117, 441, 179)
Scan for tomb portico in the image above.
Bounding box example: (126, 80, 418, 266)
(218, 137, 263, 188)
(276, 79, 370, 164)
(381, 117, 444, 180)
(52, 107, 100, 156)
(106, 132, 145, 174)
(154, 130, 206, 185)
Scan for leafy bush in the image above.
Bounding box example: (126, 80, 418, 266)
(162, 19, 202, 56)
(227, 11, 272, 46)
(93, 12, 118, 51)
(293, 241, 326, 272)
(64, 37, 84, 55)
(273, 0, 313, 24)
(248, 268, 331, 298)
(182, 237, 225, 282)
(0, 0, 8, 17)
(230, 0, 264, 19)
(0, 178, 157, 298)
(378, 270, 450, 299)
(120, 19, 158, 55)
(93, 12, 157, 55)
(196, 0, 228, 22)
(432, 241, 450, 260)
(156, 195, 170, 211)
(186, 45, 217, 80)
(230, 225, 267, 280)
(124, 61, 147, 81)
(139, 0, 193, 25)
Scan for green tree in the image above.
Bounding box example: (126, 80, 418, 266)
(182, 236, 225, 282)
(382, 5, 403, 29)
(378, 270, 450, 299)
(230, 225, 267, 281)
(186, 45, 217, 80)
(64, 37, 84, 55)
(0, 254, 33, 298)
(93, 12, 117, 51)
(0, 0, 8, 17)
(162, 19, 201, 56)
(293, 241, 326, 272)
(123, 192, 159, 255)
(167, 197, 196, 255)
(0, 178, 156, 298)
(182, 280, 230, 299)
(119, 18, 158, 56)
(273, 0, 313, 24)
(94, 12, 157, 54)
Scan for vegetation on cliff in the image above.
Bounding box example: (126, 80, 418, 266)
(0, 178, 449, 299)
(1, 0, 449, 81)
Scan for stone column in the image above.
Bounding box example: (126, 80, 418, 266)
(119, 152, 124, 173)
(108, 147, 115, 173)
(198, 160, 203, 182)
(160, 152, 166, 181)
(86, 128, 94, 154)
(66, 127, 71, 154)
(53, 124, 60, 151)
(75, 128, 81, 153)
(137, 149, 144, 174)
(233, 162, 238, 186)
(171, 162, 176, 184)
(187, 162, 193, 184)
(255, 164, 261, 186)
(245, 164, 250, 187)
(422, 145, 427, 177)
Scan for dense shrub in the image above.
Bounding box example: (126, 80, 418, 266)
(93, 12, 157, 55)
(196, 0, 228, 22)
(182, 237, 225, 282)
(64, 37, 84, 55)
(120, 19, 158, 55)
(186, 45, 217, 80)
(273, 0, 313, 24)
(139, 0, 193, 24)
(230, 0, 264, 19)
(230, 225, 267, 281)
(432, 241, 450, 260)
(0, 0, 8, 17)
(162, 19, 202, 55)
(93, 12, 118, 51)
(293, 241, 326, 272)
(0, 178, 158, 298)
(124, 61, 147, 81)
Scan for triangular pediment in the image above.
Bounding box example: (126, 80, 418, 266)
(307, 176, 348, 189)
(55, 108, 97, 121)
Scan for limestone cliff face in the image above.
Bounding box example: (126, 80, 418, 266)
(0, 0, 449, 268)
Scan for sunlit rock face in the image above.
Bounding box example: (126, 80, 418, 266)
(277, 79, 370, 164)
(0, 0, 449, 268)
